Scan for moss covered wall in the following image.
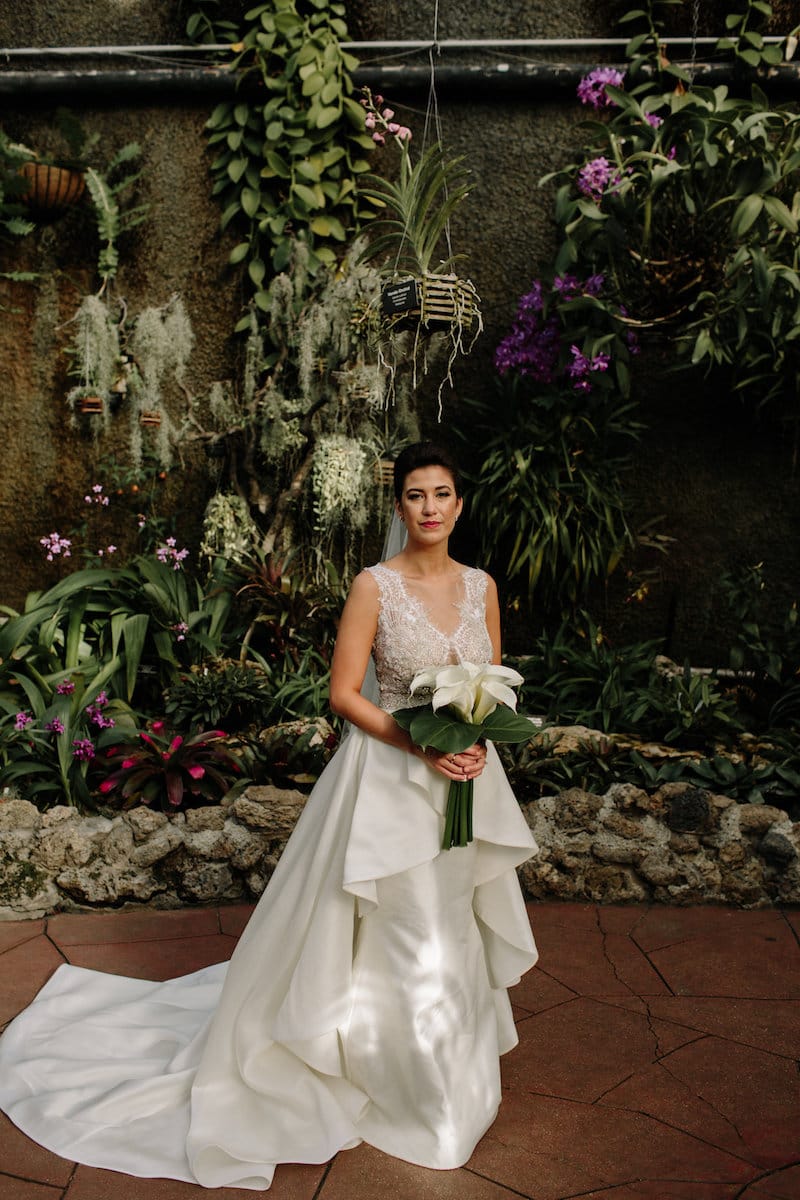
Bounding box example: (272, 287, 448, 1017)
(0, 0, 798, 663)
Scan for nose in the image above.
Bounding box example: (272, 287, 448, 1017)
(422, 494, 437, 513)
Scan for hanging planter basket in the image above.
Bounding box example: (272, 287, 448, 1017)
(18, 162, 86, 218)
(77, 394, 105, 415)
(381, 273, 481, 333)
(374, 458, 395, 488)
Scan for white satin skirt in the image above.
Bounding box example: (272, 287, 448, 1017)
(0, 732, 538, 1190)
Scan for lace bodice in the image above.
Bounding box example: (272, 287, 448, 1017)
(366, 564, 494, 712)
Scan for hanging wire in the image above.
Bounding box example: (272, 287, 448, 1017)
(688, 0, 701, 85)
(388, 0, 454, 279)
(421, 0, 456, 267)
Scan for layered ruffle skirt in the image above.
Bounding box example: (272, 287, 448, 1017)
(0, 733, 538, 1190)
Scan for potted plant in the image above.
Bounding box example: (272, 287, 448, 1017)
(65, 294, 125, 430)
(358, 90, 483, 380)
(18, 158, 86, 218)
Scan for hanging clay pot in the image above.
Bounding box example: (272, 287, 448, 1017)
(140, 410, 162, 428)
(18, 162, 86, 218)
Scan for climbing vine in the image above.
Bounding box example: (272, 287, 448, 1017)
(187, 0, 375, 330)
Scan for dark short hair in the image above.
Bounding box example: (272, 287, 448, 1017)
(393, 441, 462, 501)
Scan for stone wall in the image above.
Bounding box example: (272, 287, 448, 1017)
(521, 783, 799, 908)
(1, 780, 797, 920)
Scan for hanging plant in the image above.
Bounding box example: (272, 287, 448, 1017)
(187, 0, 375, 328)
(310, 433, 369, 534)
(65, 295, 124, 434)
(18, 161, 85, 218)
(357, 90, 483, 401)
(127, 296, 194, 468)
(83, 143, 148, 290)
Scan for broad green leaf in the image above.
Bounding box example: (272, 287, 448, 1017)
(264, 151, 290, 178)
(316, 105, 341, 129)
(763, 194, 797, 232)
(240, 186, 261, 217)
(248, 257, 266, 286)
(480, 706, 538, 742)
(227, 157, 248, 183)
(731, 193, 763, 237)
(292, 181, 321, 209)
(229, 241, 251, 264)
(301, 71, 326, 96)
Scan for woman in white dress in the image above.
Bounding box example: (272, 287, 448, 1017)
(0, 442, 538, 1190)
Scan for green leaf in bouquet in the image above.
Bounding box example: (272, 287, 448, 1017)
(480, 706, 538, 743)
(392, 706, 478, 753)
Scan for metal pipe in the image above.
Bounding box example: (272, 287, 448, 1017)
(0, 36, 789, 58)
(2, 60, 800, 101)
(0, 45, 234, 58)
(0, 67, 237, 99)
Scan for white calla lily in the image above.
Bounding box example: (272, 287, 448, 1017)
(409, 661, 524, 724)
(395, 661, 532, 850)
(471, 678, 518, 722)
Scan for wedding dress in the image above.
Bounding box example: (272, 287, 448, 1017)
(0, 563, 538, 1190)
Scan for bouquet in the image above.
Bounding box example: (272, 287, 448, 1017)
(392, 662, 535, 849)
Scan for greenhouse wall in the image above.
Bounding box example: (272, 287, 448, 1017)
(0, 0, 797, 663)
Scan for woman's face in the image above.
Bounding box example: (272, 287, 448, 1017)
(396, 466, 462, 546)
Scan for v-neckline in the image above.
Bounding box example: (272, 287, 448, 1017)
(378, 563, 469, 642)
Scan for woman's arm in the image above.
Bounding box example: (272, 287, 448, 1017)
(329, 571, 413, 749)
(329, 571, 486, 782)
(485, 573, 502, 665)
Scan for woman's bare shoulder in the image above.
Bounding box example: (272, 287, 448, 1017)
(346, 568, 381, 604)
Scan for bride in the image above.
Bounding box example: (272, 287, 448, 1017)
(0, 441, 538, 1190)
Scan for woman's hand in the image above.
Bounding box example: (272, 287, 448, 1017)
(418, 743, 487, 782)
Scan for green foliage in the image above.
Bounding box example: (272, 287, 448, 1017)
(0, 129, 35, 244)
(513, 617, 741, 745)
(544, 79, 800, 411)
(619, 0, 784, 75)
(499, 733, 800, 813)
(618, 1, 690, 85)
(188, 0, 373, 309)
(164, 660, 274, 732)
(715, 1, 784, 69)
(99, 724, 244, 811)
(235, 549, 344, 666)
(197, 244, 410, 572)
(463, 376, 639, 614)
(267, 647, 333, 719)
(716, 564, 800, 734)
(0, 548, 241, 730)
(83, 145, 147, 287)
(359, 140, 472, 278)
(0, 677, 136, 810)
(719, 561, 800, 685)
(254, 716, 338, 788)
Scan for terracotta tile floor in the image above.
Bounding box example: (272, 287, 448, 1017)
(0, 901, 798, 1200)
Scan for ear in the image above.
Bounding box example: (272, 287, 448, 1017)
(394, 498, 404, 521)
(455, 495, 463, 519)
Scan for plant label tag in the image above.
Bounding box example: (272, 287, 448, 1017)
(382, 278, 419, 316)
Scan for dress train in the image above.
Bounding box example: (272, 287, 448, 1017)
(0, 730, 538, 1190)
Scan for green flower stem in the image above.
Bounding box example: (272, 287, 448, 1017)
(443, 777, 473, 849)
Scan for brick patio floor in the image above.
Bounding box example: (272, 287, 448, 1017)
(1, 902, 798, 1200)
